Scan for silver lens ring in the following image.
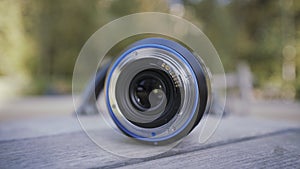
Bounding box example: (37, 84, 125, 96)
(105, 39, 205, 144)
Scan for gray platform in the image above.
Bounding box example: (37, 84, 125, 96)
(0, 114, 299, 169)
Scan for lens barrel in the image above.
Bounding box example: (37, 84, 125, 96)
(105, 38, 210, 144)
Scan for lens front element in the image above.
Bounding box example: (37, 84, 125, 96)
(129, 69, 181, 128)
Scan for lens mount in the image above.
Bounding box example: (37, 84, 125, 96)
(105, 38, 210, 144)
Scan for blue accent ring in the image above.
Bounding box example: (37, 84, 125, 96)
(105, 43, 199, 142)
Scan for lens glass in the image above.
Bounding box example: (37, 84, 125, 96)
(130, 69, 167, 111)
(128, 69, 181, 128)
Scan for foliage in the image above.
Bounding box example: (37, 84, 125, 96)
(0, 0, 299, 99)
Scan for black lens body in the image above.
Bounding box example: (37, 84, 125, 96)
(97, 37, 210, 144)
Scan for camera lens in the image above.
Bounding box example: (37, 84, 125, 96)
(129, 69, 181, 128)
(105, 37, 210, 144)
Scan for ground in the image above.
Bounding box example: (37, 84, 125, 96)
(0, 96, 299, 168)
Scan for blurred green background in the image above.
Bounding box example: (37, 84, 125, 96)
(0, 0, 299, 100)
